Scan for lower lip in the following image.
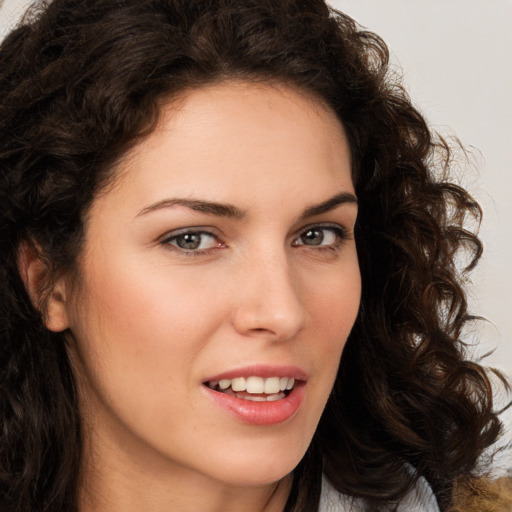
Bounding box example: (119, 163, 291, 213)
(203, 383, 305, 426)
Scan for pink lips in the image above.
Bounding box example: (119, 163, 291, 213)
(202, 365, 307, 426)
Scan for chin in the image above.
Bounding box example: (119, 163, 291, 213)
(212, 465, 295, 488)
(199, 439, 309, 488)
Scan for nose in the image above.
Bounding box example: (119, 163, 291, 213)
(230, 250, 307, 341)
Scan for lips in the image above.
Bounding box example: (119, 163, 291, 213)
(202, 366, 306, 425)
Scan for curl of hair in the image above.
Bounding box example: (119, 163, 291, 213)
(0, 1, 508, 511)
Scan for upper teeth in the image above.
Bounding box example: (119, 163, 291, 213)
(208, 376, 295, 394)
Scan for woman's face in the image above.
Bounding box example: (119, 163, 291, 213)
(58, 82, 361, 488)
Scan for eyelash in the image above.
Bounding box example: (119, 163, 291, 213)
(292, 224, 351, 253)
(160, 224, 351, 257)
(160, 229, 222, 256)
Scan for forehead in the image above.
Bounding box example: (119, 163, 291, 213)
(99, 81, 353, 216)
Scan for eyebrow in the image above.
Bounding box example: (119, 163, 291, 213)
(298, 191, 358, 220)
(136, 191, 357, 220)
(137, 198, 245, 219)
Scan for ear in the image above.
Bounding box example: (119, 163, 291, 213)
(17, 241, 70, 332)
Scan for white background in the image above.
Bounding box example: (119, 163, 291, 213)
(1, 0, 511, 379)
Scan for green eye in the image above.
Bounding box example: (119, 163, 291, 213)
(299, 228, 327, 246)
(163, 231, 219, 252)
(174, 233, 204, 250)
(294, 225, 347, 247)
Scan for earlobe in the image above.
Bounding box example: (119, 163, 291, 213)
(17, 241, 70, 332)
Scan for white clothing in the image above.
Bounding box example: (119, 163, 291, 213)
(318, 474, 440, 512)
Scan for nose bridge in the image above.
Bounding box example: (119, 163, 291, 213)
(232, 244, 306, 340)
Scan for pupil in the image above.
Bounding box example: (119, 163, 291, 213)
(302, 229, 323, 245)
(177, 233, 201, 250)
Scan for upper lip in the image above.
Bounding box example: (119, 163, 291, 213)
(203, 364, 308, 383)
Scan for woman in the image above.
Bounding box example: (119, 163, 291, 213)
(0, 1, 509, 510)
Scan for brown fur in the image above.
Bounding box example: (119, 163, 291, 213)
(448, 476, 512, 512)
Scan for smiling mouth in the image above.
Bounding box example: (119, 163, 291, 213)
(205, 376, 296, 402)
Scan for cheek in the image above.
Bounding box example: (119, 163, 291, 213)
(306, 258, 361, 342)
(66, 262, 227, 452)
(69, 257, 261, 444)
(76, 255, 222, 342)
(299, 258, 361, 395)
(66, 259, 222, 405)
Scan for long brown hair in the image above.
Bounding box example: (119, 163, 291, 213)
(0, 1, 508, 510)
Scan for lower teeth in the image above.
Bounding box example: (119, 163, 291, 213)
(221, 388, 286, 401)
(235, 392, 285, 402)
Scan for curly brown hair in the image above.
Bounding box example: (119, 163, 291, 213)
(0, 0, 507, 511)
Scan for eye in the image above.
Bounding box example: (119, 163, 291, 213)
(161, 230, 221, 252)
(292, 225, 349, 248)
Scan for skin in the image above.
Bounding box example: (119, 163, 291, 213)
(43, 82, 361, 511)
